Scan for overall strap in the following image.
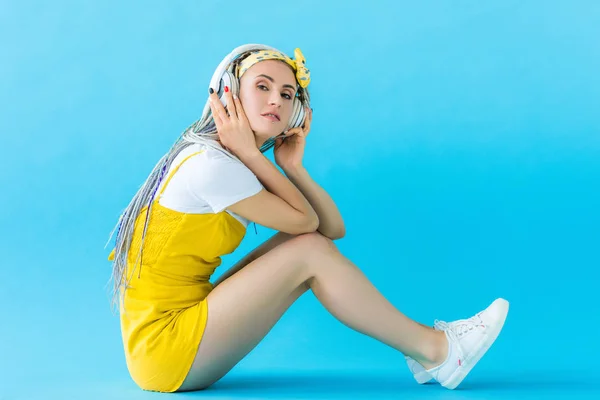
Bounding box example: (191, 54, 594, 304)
(156, 150, 205, 200)
(108, 150, 206, 262)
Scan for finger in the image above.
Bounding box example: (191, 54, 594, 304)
(209, 90, 229, 122)
(233, 94, 247, 121)
(273, 132, 287, 141)
(274, 137, 284, 150)
(224, 87, 237, 119)
(302, 107, 312, 131)
(208, 100, 223, 129)
(210, 97, 229, 125)
(284, 127, 301, 137)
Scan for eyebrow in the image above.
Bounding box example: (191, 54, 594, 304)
(255, 74, 297, 91)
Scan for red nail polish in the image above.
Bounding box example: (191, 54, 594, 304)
(225, 86, 229, 93)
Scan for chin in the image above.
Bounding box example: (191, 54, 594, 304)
(252, 120, 285, 138)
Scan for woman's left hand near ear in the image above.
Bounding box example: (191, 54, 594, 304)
(274, 107, 312, 171)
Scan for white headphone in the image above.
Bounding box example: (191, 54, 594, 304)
(202, 44, 308, 151)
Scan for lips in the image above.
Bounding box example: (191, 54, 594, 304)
(261, 112, 280, 121)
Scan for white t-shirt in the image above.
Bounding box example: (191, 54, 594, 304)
(156, 142, 263, 228)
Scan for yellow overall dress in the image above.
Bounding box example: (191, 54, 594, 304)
(108, 150, 247, 392)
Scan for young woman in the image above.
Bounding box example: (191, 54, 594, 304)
(107, 44, 509, 393)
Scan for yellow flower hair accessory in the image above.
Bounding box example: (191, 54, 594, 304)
(237, 47, 311, 88)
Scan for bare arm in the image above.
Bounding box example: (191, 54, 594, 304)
(238, 151, 318, 225)
(283, 165, 345, 240)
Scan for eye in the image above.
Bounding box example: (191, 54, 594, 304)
(257, 84, 293, 101)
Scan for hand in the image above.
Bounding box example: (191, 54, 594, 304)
(208, 88, 259, 159)
(274, 107, 313, 171)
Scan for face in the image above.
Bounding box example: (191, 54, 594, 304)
(238, 59, 298, 147)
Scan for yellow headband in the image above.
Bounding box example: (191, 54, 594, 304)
(237, 48, 311, 89)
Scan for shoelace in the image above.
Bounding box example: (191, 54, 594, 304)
(434, 312, 484, 334)
(432, 316, 485, 365)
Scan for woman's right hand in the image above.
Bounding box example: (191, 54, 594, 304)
(208, 88, 260, 160)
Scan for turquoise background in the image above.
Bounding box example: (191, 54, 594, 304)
(1, 1, 598, 399)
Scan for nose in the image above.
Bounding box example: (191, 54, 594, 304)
(268, 90, 283, 107)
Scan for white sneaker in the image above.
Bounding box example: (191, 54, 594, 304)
(425, 298, 510, 389)
(404, 298, 510, 386)
(405, 355, 433, 384)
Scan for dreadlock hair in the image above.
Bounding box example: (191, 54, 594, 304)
(106, 48, 311, 313)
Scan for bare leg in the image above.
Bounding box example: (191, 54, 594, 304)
(178, 232, 447, 391)
(212, 231, 296, 288)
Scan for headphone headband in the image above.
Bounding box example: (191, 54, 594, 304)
(201, 44, 282, 119)
(208, 44, 284, 90)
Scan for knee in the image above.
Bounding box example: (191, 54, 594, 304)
(290, 232, 339, 255)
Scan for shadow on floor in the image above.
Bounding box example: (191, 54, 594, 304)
(173, 370, 598, 399)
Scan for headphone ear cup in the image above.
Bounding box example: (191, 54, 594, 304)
(217, 71, 239, 108)
(287, 98, 305, 130)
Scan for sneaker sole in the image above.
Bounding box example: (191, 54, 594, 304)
(414, 371, 433, 384)
(440, 298, 510, 390)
